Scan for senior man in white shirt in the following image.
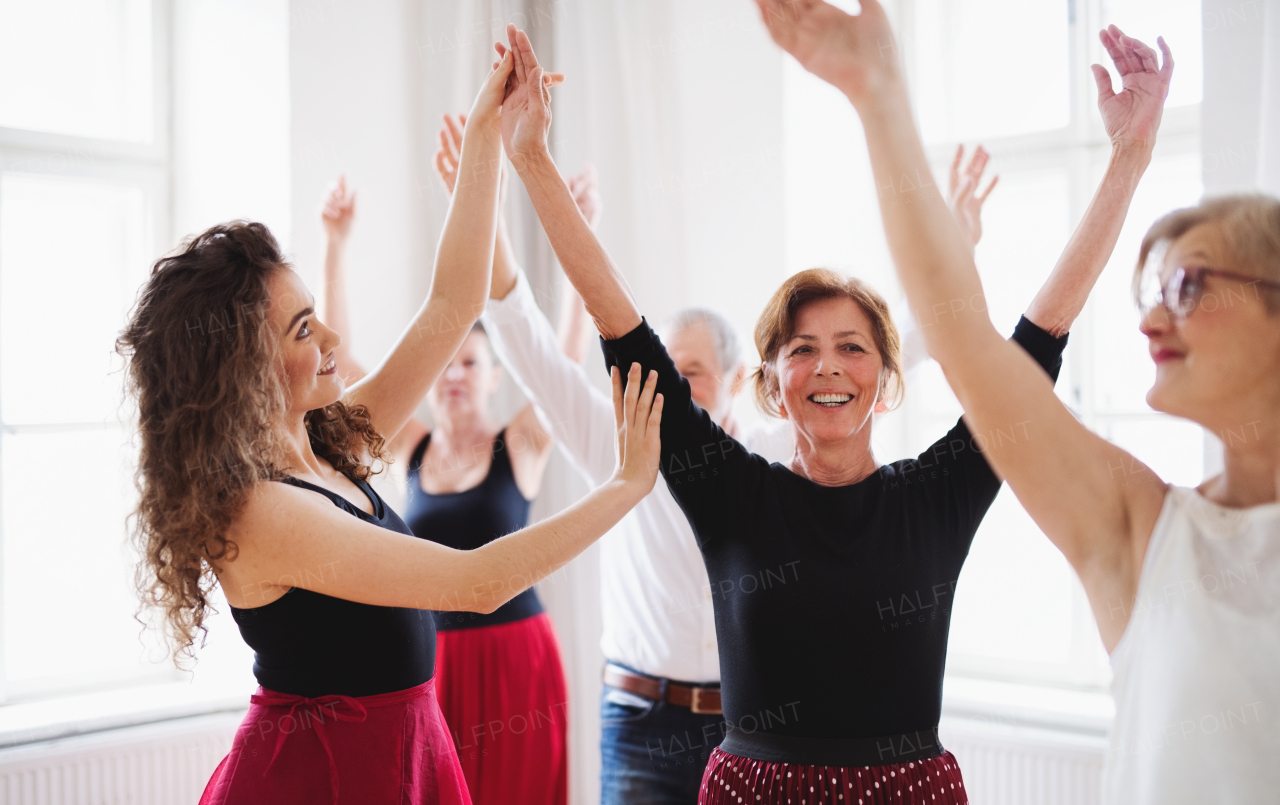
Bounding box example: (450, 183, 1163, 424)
(433, 115, 993, 803)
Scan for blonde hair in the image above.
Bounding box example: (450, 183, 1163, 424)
(1136, 194, 1280, 313)
(751, 268, 903, 417)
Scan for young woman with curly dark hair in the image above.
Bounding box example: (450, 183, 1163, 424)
(116, 45, 663, 805)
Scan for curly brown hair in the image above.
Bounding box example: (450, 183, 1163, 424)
(116, 221, 387, 666)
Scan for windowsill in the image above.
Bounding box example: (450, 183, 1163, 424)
(942, 674, 1114, 739)
(0, 672, 254, 749)
(0, 671, 1114, 750)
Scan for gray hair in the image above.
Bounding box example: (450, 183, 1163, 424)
(663, 307, 743, 374)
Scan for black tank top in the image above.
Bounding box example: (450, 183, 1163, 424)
(230, 475, 437, 698)
(402, 429, 542, 631)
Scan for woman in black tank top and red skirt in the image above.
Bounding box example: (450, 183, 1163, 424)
(117, 34, 667, 805)
(404, 430, 568, 805)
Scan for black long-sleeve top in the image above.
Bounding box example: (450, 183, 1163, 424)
(601, 316, 1067, 766)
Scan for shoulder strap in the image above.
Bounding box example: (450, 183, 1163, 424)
(488, 429, 518, 480)
(408, 432, 431, 472)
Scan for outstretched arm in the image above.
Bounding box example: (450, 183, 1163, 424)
(498, 25, 641, 340)
(315, 176, 367, 386)
(226, 363, 663, 614)
(756, 0, 1171, 651)
(343, 52, 511, 444)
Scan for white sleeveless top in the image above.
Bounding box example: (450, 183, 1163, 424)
(1104, 486, 1280, 804)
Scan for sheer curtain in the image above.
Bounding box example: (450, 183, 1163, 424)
(1259, 0, 1280, 193)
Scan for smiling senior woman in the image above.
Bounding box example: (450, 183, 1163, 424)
(491, 16, 1172, 804)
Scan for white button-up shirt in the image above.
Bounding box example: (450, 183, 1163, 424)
(482, 272, 792, 683)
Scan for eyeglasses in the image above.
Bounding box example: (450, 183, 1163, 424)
(1136, 264, 1280, 320)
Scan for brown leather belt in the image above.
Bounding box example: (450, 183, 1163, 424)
(603, 665, 722, 715)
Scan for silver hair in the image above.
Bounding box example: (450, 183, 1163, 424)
(663, 307, 743, 374)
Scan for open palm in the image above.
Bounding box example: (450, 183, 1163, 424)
(496, 26, 561, 165)
(755, 0, 899, 101)
(1093, 26, 1174, 150)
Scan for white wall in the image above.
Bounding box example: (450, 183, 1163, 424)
(289, 0, 433, 391)
(173, 0, 292, 245)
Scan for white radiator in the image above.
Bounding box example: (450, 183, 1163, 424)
(0, 712, 242, 805)
(941, 715, 1108, 805)
(0, 710, 1106, 804)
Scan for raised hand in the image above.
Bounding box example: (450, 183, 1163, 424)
(566, 163, 602, 228)
(320, 175, 356, 241)
(754, 0, 901, 104)
(465, 45, 515, 134)
(948, 145, 998, 251)
(434, 114, 464, 195)
(610, 363, 663, 493)
(496, 25, 564, 166)
(1092, 27, 1174, 152)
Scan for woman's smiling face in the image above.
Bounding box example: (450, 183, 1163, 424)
(266, 267, 344, 416)
(774, 295, 888, 447)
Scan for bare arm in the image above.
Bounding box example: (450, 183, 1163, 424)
(315, 175, 368, 387)
(1025, 28, 1172, 336)
(341, 54, 511, 444)
(225, 362, 663, 613)
(498, 26, 641, 340)
(757, 0, 1171, 649)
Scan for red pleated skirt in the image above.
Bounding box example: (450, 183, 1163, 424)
(434, 612, 568, 805)
(199, 677, 470, 805)
(698, 746, 969, 805)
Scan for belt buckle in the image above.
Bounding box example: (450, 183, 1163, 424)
(689, 687, 718, 715)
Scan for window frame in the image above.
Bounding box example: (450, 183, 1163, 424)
(0, 0, 176, 705)
(895, 0, 1203, 690)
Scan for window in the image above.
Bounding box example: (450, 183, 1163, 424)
(784, 0, 1204, 689)
(0, 0, 175, 702)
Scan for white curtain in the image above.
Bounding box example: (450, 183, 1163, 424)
(1258, 0, 1280, 194)
(1201, 0, 1279, 195)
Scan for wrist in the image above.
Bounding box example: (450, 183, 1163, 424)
(510, 147, 556, 178)
(1109, 140, 1154, 169)
(847, 76, 913, 124)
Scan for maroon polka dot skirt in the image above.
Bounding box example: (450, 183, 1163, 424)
(699, 746, 968, 805)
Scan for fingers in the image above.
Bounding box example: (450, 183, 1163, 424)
(507, 24, 526, 85)
(444, 114, 464, 151)
(975, 174, 999, 204)
(514, 27, 540, 72)
(543, 72, 565, 87)
(635, 367, 658, 429)
(1119, 32, 1159, 74)
(949, 145, 964, 196)
(438, 125, 459, 167)
(647, 393, 664, 433)
(610, 365, 624, 429)
(964, 145, 989, 184)
(434, 148, 449, 180)
(1100, 26, 1135, 75)
(1091, 63, 1116, 103)
(1157, 36, 1174, 83)
(623, 363, 643, 428)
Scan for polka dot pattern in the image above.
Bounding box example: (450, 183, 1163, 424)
(697, 748, 968, 805)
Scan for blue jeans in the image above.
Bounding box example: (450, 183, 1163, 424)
(599, 678, 727, 804)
